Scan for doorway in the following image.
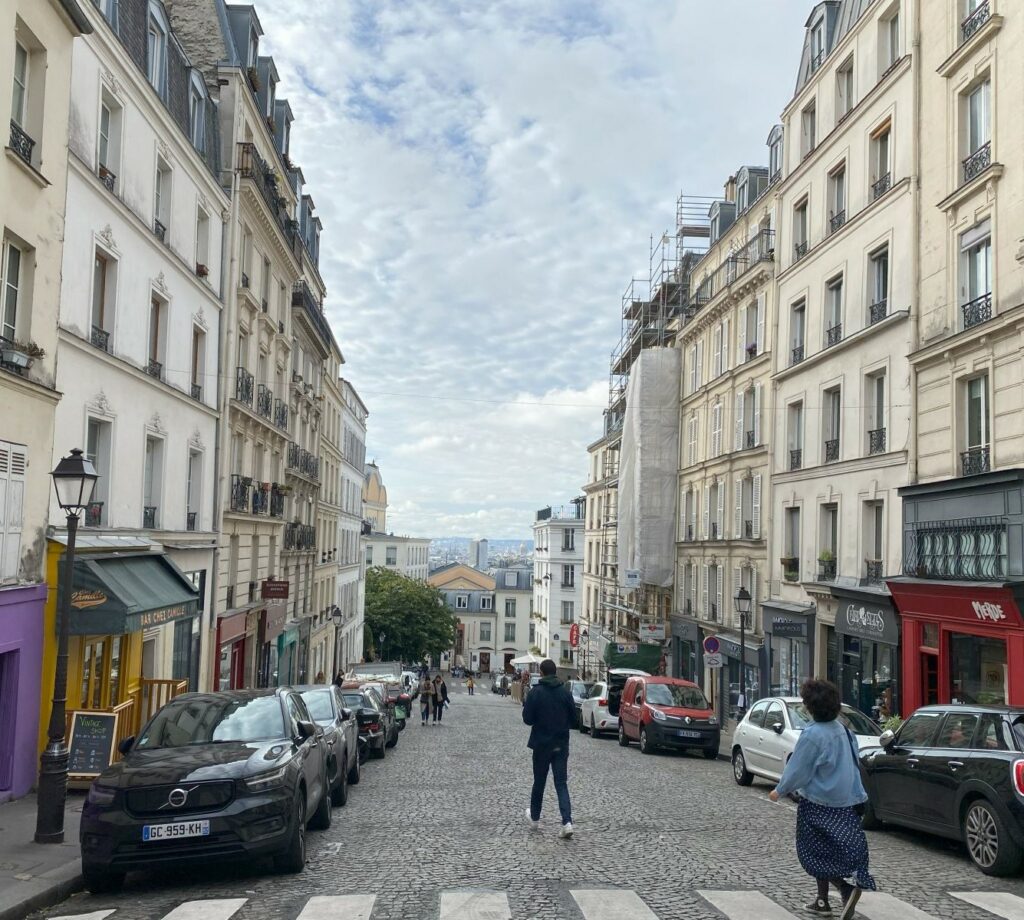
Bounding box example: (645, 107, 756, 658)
(479, 652, 491, 674)
(921, 651, 938, 705)
(0, 650, 18, 790)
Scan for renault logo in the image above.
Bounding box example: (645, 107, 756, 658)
(167, 788, 190, 808)
(684, 716, 692, 725)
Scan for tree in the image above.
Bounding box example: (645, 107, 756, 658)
(364, 566, 457, 663)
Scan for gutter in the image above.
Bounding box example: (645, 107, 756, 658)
(907, 0, 922, 488)
(55, 0, 93, 34)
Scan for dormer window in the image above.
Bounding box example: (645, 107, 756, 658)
(810, 20, 825, 73)
(267, 81, 276, 120)
(768, 126, 783, 181)
(710, 213, 720, 245)
(189, 73, 206, 151)
(737, 177, 749, 212)
(146, 1, 169, 97)
(98, 0, 118, 27)
(248, 28, 259, 67)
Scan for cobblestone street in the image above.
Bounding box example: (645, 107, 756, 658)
(37, 683, 1024, 920)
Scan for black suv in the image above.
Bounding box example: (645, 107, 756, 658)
(860, 704, 1024, 875)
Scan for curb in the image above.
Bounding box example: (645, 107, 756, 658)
(0, 860, 83, 920)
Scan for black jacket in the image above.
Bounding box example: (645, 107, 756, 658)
(522, 676, 576, 750)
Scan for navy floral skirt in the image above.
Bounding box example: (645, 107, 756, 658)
(795, 800, 877, 889)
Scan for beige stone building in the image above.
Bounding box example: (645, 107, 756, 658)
(582, 432, 618, 673)
(363, 461, 387, 531)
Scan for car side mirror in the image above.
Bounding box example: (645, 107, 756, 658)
(771, 722, 784, 735)
(118, 736, 135, 755)
(635, 695, 643, 706)
(297, 719, 317, 740)
(339, 707, 352, 722)
(879, 729, 896, 749)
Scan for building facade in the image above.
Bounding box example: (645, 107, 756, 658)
(426, 563, 498, 674)
(582, 433, 619, 676)
(336, 378, 368, 671)
(492, 563, 534, 669)
(532, 505, 583, 669)
(365, 532, 430, 581)
(362, 461, 387, 532)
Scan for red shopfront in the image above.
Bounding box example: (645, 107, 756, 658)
(888, 580, 1024, 714)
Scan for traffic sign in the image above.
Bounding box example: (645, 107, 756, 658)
(702, 636, 720, 654)
(616, 643, 638, 654)
(705, 652, 723, 668)
(569, 623, 580, 648)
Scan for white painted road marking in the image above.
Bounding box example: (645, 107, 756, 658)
(571, 889, 658, 920)
(50, 912, 116, 920)
(856, 891, 939, 919)
(295, 895, 377, 920)
(952, 891, 1024, 920)
(161, 900, 247, 920)
(697, 890, 799, 919)
(439, 890, 511, 920)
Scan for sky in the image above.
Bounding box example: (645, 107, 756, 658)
(256, 1, 810, 540)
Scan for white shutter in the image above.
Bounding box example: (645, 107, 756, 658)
(753, 383, 763, 446)
(752, 568, 760, 615)
(696, 340, 704, 388)
(722, 316, 731, 372)
(713, 325, 722, 378)
(733, 566, 742, 628)
(752, 473, 762, 539)
(689, 416, 698, 465)
(734, 476, 743, 539)
(736, 309, 746, 366)
(734, 392, 744, 452)
(756, 294, 766, 354)
(689, 345, 697, 394)
(702, 485, 710, 539)
(690, 565, 697, 616)
(679, 485, 687, 538)
(688, 488, 697, 537)
(0, 442, 26, 580)
(711, 403, 722, 457)
(716, 482, 725, 539)
(716, 570, 724, 624)
(701, 564, 709, 617)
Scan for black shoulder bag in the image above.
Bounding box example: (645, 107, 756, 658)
(844, 725, 867, 816)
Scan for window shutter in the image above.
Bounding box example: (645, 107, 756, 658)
(716, 571, 724, 624)
(712, 404, 722, 457)
(688, 488, 697, 534)
(752, 567, 759, 613)
(679, 486, 687, 537)
(716, 483, 725, 539)
(0, 442, 26, 580)
(756, 295, 766, 354)
(752, 473, 762, 539)
(689, 417, 698, 465)
(753, 383, 763, 446)
(722, 317, 731, 372)
(696, 340, 704, 388)
(734, 392, 744, 452)
(734, 476, 743, 539)
(713, 325, 722, 378)
(690, 566, 698, 615)
(702, 485, 710, 540)
(689, 345, 697, 394)
(733, 566, 742, 628)
(701, 564, 709, 617)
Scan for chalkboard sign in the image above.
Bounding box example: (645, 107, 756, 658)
(68, 712, 117, 777)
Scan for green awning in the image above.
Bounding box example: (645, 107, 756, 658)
(59, 553, 199, 636)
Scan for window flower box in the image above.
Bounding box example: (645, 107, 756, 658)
(1, 339, 44, 369)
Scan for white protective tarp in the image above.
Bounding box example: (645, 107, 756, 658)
(617, 347, 681, 590)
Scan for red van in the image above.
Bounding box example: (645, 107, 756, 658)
(616, 676, 720, 758)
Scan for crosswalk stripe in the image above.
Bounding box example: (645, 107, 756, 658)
(161, 899, 247, 920)
(51, 912, 116, 920)
(295, 895, 377, 920)
(570, 889, 658, 920)
(439, 890, 510, 920)
(951, 892, 1024, 920)
(855, 892, 938, 919)
(697, 890, 798, 920)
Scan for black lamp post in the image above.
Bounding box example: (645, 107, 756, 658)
(378, 631, 385, 662)
(36, 448, 98, 843)
(735, 586, 752, 720)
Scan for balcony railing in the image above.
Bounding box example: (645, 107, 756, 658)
(285, 521, 316, 552)
(191, 383, 202, 401)
(809, 49, 824, 72)
(230, 474, 251, 513)
(85, 501, 103, 527)
(871, 173, 891, 201)
(791, 344, 804, 366)
(707, 603, 718, 623)
(904, 515, 1006, 580)
(153, 218, 166, 243)
(270, 485, 286, 518)
(962, 292, 992, 330)
(9, 120, 34, 165)
(682, 524, 694, 542)
(235, 366, 254, 406)
(818, 559, 837, 581)
(744, 520, 754, 539)
(961, 0, 991, 43)
(794, 241, 808, 261)
(91, 325, 110, 352)
(865, 559, 883, 586)
(868, 427, 887, 455)
(829, 210, 846, 234)
(961, 445, 991, 476)
(98, 165, 116, 193)
(790, 449, 802, 471)
(710, 522, 718, 541)
(292, 281, 333, 351)
(187, 511, 197, 532)
(236, 143, 304, 262)
(145, 359, 162, 380)
(825, 438, 840, 463)
(963, 141, 991, 184)
(691, 229, 775, 309)
(256, 383, 273, 419)
(252, 486, 269, 515)
(826, 324, 842, 347)
(143, 506, 157, 528)
(869, 299, 888, 325)
(274, 399, 288, 431)
(287, 442, 320, 480)
(745, 430, 755, 449)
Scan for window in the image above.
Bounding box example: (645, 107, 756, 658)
(562, 528, 575, 551)
(783, 507, 801, 577)
(481, 595, 492, 611)
(710, 401, 722, 458)
(1, 241, 23, 343)
(91, 249, 116, 351)
(790, 299, 806, 364)
(147, 293, 166, 378)
(143, 436, 163, 528)
(741, 298, 764, 360)
(768, 126, 784, 181)
(871, 123, 891, 199)
(186, 450, 202, 531)
(189, 74, 205, 150)
(147, 4, 168, 95)
(864, 501, 884, 581)
(836, 58, 854, 119)
(561, 601, 574, 624)
(455, 594, 468, 609)
(960, 221, 992, 327)
(505, 598, 516, 618)
(828, 165, 846, 231)
(365, 545, 372, 566)
(247, 27, 259, 67)
(85, 418, 112, 525)
(97, 0, 118, 26)
(819, 503, 838, 578)
(154, 158, 171, 238)
(708, 481, 723, 540)
(0, 440, 27, 579)
(966, 80, 990, 159)
(733, 473, 762, 541)
(190, 326, 205, 400)
(385, 546, 397, 566)
(562, 564, 575, 588)
(712, 323, 723, 377)
(823, 387, 841, 462)
(97, 92, 122, 188)
(704, 564, 722, 622)
(11, 42, 28, 128)
(810, 20, 825, 72)
(737, 177, 748, 212)
(788, 401, 804, 470)
(962, 374, 990, 475)
(196, 208, 210, 276)
(869, 246, 889, 322)
(479, 621, 491, 642)
(504, 623, 516, 643)
(824, 277, 843, 346)
(793, 200, 808, 259)
(881, 8, 900, 72)
(800, 101, 816, 158)
(709, 213, 720, 244)
(866, 372, 886, 454)
(735, 383, 762, 450)
(687, 415, 698, 466)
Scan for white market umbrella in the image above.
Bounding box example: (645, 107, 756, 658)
(510, 652, 543, 666)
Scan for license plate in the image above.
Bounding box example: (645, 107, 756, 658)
(676, 729, 701, 738)
(142, 820, 210, 842)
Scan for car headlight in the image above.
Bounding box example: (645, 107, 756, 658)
(650, 708, 667, 721)
(244, 765, 289, 792)
(707, 715, 718, 726)
(86, 783, 117, 806)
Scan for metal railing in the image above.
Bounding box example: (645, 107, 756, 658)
(287, 442, 320, 479)
(256, 383, 273, 419)
(745, 430, 755, 449)
(868, 427, 887, 455)
(292, 281, 333, 350)
(865, 559, 883, 586)
(691, 229, 775, 308)
(285, 521, 316, 551)
(710, 522, 718, 541)
(143, 506, 157, 528)
(98, 165, 116, 193)
(707, 603, 718, 623)
(252, 486, 269, 515)
(791, 344, 804, 365)
(270, 485, 286, 518)
(91, 325, 110, 352)
(744, 520, 754, 539)
(235, 366, 254, 406)
(230, 474, 251, 513)
(825, 438, 840, 463)
(826, 324, 842, 347)
(871, 173, 891, 201)
(962, 292, 992, 330)
(829, 210, 846, 234)
(191, 383, 202, 401)
(963, 141, 991, 184)
(961, 445, 991, 476)
(904, 515, 1006, 580)
(274, 399, 288, 430)
(682, 524, 694, 542)
(153, 219, 166, 243)
(962, 1, 990, 43)
(810, 49, 824, 72)
(9, 120, 34, 165)
(794, 241, 808, 261)
(790, 449, 802, 471)
(226, 585, 234, 608)
(146, 359, 162, 380)
(85, 501, 103, 527)
(869, 299, 888, 325)
(236, 143, 304, 262)
(818, 559, 837, 581)
(187, 511, 197, 532)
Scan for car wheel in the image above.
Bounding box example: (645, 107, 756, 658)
(372, 739, 386, 760)
(590, 715, 600, 738)
(860, 797, 882, 831)
(385, 726, 398, 748)
(83, 865, 125, 894)
(274, 789, 306, 873)
(347, 750, 361, 785)
(732, 748, 754, 786)
(639, 727, 655, 755)
(310, 780, 332, 830)
(963, 799, 1024, 876)
(703, 746, 719, 760)
(330, 757, 349, 807)
(618, 723, 629, 747)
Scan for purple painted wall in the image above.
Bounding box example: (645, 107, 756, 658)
(0, 583, 45, 802)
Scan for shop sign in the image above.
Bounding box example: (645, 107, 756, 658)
(261, 579, 290, 599)
(887, 582, 1024, 629)
(263, 604, 288, 642)
(569, 624, 580, 647)
(973, 601, 1007, 623)
(770, 616, 807, 639)
(616, 643, 638, 654)
(135, 604, 191, 629)
(639, 623, 666, 641)
(837, 600, 899, 646)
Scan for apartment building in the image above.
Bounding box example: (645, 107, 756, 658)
(582, 434, 618, 673)
(363, 460, 387, 531)
(492, 564, 534, 667)
(426, 563, 498, 673)
(365, 532, 430, 581)
(675, 168, 776, 697)
(532, 504, 583, 669)
(768, 0, 915, 710)
(0, 0, 89, 802)
(337, 378, 368, 671)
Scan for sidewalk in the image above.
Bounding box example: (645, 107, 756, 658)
(0, 794, 84, 920)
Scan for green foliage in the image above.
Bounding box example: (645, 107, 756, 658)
(882, 714, 903, 733)
(364, 566, 457, 663)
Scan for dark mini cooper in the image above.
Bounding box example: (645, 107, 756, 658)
(860, 704, 1024, 875)
(80, 689, 330, 892)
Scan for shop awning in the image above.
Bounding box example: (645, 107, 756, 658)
(60, 553, 199, 636)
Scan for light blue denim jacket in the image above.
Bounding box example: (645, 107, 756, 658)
(773, 718, 867, 808)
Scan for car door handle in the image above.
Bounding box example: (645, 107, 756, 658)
(906, 757, 919, 766)
(948, 760, 964, 770)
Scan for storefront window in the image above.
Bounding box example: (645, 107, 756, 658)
(921, 623, 939, 649)
(825, 626, 837, 685)
(108, 636, 122, 705)
(771, 635, 803, 696)
(727, 657, 760, 715)
(950, 633, 1007, 705)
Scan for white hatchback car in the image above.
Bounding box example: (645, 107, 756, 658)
(579, 668, 649, 738)
(731, 696, 882, 786)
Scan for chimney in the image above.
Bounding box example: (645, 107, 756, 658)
(723, 174, 737, 203)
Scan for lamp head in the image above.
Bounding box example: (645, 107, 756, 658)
(51, 448, 98, 514)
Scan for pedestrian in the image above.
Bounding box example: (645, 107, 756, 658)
(332, 672, 343, 688)
(315, 670, 325, 684)
(511, 673, 522, 704)
(522, 658, 576, 839)
(433, 673, 449, 723)
(466, 674, 475, 696)
(418, 673, 435, 726)
(520, 670, 530, 704)
(769, 678, 876, 919)
(500, 673, 510, 697)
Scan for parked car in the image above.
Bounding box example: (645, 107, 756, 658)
(79, 689, 330, 893)
(860, 704, 1024, 876)
(591, 668, 649, 738)
(297, 685, 361, 803)
(349, 681, 400, 748)
(614, 675, 719, 758)
(339, 686, 391, 760)
(566, 680, 593, 727)
(732, 696, 881, 787)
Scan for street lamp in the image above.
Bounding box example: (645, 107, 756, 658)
(735, 586, 752, 720)
(331, 606, 343, 627)
(36, 449, 98, 843)
(378, 631, 385, 662)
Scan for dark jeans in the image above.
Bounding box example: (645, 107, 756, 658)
(433, 699, 444, 721)
(530, 745, 572, 825)
(421, 703, 431, 723)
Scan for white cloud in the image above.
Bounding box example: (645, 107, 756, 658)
(255, 0, 809, 538)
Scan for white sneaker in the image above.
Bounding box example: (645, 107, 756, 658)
(559, 822, 574, 839)
(526, 809, 539, 830)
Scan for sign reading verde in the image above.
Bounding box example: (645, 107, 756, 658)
(68, 711, 117, 776)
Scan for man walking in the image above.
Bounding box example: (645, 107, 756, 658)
(522, 658, 576, 839)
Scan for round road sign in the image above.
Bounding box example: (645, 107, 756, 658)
(702, 635, 720, 654)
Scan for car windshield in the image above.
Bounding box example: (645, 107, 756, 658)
(342, 693, 370, 710)
(300, 690, 335, 721)
(787, 703, 881, 736)
(646, 684, 708, 709)
(136, 696, 285, 748)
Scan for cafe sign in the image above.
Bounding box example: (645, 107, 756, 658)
(835, 596, 899, 646)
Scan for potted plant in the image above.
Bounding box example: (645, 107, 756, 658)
(818, 549, 835, 563)
(784, 569, 799, 582)
(745, 342, 758, 358)
(1, 339, 44, 369)
(195, 263, 210, 278)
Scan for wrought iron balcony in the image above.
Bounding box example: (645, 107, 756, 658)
(868, 427, 887, 455)
(791, 344, 804, 366)
(961, 0, 990, 43)
(790, 448, 802, 471)
(270, 485, 286, 518)
(187, 511, 197, 532)
(248, 580, 257, 603)
(230, 474, 251, 513)
(292, 280, 333, 351)
(745, 430, 755, 449)
(191, 383, 202, 401)
(252, 486, 269, 515)
(153, 219, 166, 243)
(963, 142, 991, 184)
(961, 446, 991, 476)
(818, 559, 837, 581)
(745, 343, 758, 362)
(98, 165, 116, 193)
(865, 559, 883, 585)
(825, 438, 840, 463)
(689, 229, 775, 310)
(91, 325, 110, 352)
(287, 442, 320, 480)
(285, 521, 316, 552)
(145, 359, 162, 380)
(829, 210, 846, 234)
(869, 299, 888, 325)
(9, 120, 34, 165)
(236, 143, 303, 261)
(274, 399, 288, 430)
(794, 241, 808, 261)
(904, 514, 1006, 580)
(683, 524, 694, 542)
(826, 324, 843, 347)
(85, 501, 103, 527)
(871, 173, 891, 201)
(256, 383, 273, 419)
(744, 520, 754, 539)
(235, 366, 254, 406)
(809, 49, 824, 72)
(962, 292, 992, 330)
(143, 506, 157, 528)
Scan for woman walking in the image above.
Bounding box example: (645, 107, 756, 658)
(770, 679, 876, 918)
(419, 674, 435, 726)
(432, 674, 449, 723)
(466, 673, 475, 696)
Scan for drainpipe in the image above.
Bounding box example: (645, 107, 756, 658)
(906, 0, 922, 493)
